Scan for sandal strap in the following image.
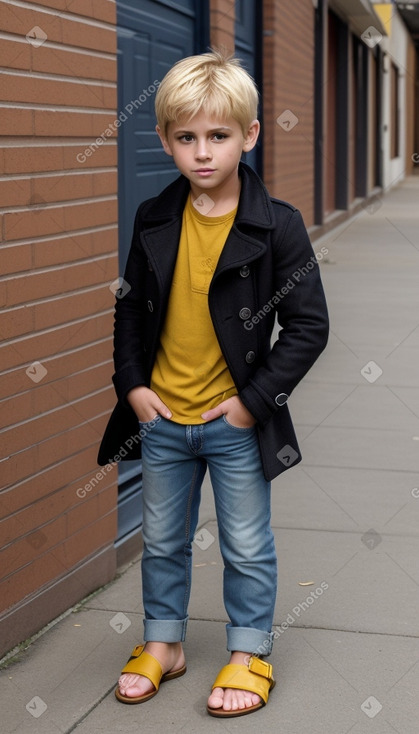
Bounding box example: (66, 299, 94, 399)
(211, 657, 275, 704)
(121, 647, 163, 690)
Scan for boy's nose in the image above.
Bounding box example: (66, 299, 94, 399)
(195, 141, 212, 160)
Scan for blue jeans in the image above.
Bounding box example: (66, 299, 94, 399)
(140, 415, 277, 655)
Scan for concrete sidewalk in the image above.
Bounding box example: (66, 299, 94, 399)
(2, 176, 419, 733)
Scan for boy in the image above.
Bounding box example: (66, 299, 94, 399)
(98, 50, 328, 717)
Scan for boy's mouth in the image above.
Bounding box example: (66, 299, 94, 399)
(194, 168, 215, 176)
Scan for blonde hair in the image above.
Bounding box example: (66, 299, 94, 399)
(155, 49, 259, 136)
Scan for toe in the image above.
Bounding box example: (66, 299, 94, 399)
(208, 686, 262, 713)
(118, 673, 154, 698)
(224, 688, 261, 711)
(222, 688, 236, 711)
(208, 686, 225, 709)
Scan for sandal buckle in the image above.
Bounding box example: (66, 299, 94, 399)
(248, 656, 273, 680)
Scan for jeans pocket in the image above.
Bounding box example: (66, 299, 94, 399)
(222, 414, 256, 432)
(138, 415, 162, 435)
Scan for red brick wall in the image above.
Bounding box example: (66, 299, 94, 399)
(0, 0, 119, 654)
(263, 0, 315, 227)
(210, 0, 235, 53)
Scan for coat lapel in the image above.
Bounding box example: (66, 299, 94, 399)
(139, 174, 189, 294)
(139, 162, 276, 287)
(214, 163, 276, 275)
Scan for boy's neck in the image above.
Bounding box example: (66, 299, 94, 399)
(189, 169, 241, 217)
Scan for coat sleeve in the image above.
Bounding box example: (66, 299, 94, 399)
(111, 201, 150, 403)
(239, 208, 329, 427)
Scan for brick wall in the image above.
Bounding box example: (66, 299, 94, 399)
(0, 0, 119, 655)
(210, 0, 235, 53)
(263, 0, 315, 227)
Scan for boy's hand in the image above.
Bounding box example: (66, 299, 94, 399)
(127, 385, 172, 422)
(201, 395, 256, 429)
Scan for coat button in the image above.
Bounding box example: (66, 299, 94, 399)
(240, 265, 250, 278)
(245, 351, 256, 364)
(275, 393, 288, 406)
(239, 307, 251, 320)
(147, 300, 154, 312)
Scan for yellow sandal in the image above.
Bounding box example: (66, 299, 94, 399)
(207, 656, 275, 717)
(115, 644, 187, 704)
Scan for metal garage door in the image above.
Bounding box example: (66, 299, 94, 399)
(235, 0, 263, 175)
(115, 0, 210, 543)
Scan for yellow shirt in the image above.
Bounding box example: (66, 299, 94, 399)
(150, 195, 238, 423)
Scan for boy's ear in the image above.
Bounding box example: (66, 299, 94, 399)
(156, 124, 173, 157)
(242, 120, 260, 153)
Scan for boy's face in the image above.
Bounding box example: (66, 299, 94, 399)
(156, 110, 259, 194)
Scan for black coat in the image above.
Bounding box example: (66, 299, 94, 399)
(98, 163, 329, 481)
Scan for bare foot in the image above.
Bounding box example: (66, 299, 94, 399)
(207, 651, 262, 713)
(118, 641, 185, 699)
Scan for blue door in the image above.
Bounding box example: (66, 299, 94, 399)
(235, 0, 263, 175)
(116, 0, 210, 543)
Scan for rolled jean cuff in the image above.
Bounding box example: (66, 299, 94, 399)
(226, 626, 274, 656)
(143, 617, 188, 642)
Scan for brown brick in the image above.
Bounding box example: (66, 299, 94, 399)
(0, 285, 112, 339)
(33, 227, 118, 268)
(33, 110, 117, 138)
(0, 356, 112, 421)
(34, 289, 114, 332)
(2, 414, 106, 487)
(66, 482, 117, 536)
(263, 0, 315, 226)
(0, 38, 31, 71)
(3, 255, 117, 307)
(0, 362, 113, 429)
(210, 0, 235, 53)
(57, 512, 117, 569)
(0, 314, 113, 371)
(2, 142, 117, 175)
(4, 204, 64, 242)
(0, 304, 34, 340)
(3, 144, 64, 175)
(1, 516, 66, 578)
(0, 443, 111, 517)
(1, 514, 115, 610)
(0, 343, 113, 403)
(32, 44, 117, 82)
(33, 0, 116, 25)
(0, 0, 119, 638)
(0, 243, 32, 275)
(0, 177, 32, 208)
(3, 198, 117, 242)
(64, 142, 118, 170)
(2, 391, 109, 455)
(1, 5, 116, 55)
(1, 549, 64, 611)
(60, 16, 117, 55)
(1, 477, 116, 556)
(0, 72, 116, 109)
(2, 6, 60, 49)
(31, 171, 117, 205)
(92, 171, 118, 198)
(1, 108, 33, 136)
(63, 198, 118, 231)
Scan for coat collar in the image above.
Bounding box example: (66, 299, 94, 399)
(141, 162, 276, 231)
(140, 163, 274, 290)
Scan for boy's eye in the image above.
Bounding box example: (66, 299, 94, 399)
(176, 133, 228, 142)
